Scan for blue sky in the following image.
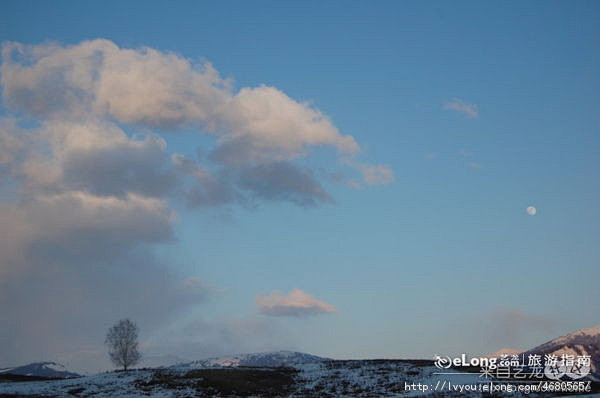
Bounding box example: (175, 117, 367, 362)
(1, 1, 599, 370)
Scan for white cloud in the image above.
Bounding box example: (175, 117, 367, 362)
(6, 120, 175, 198)
(1, 39, 386, 206)
(256, 289, 337, 317)
(216, 85, 358, 163)
(1, 40, 227, 126)
(338, 161, 395, 188)
(443, 97, 478, 118)
(355, 163, 395, 186)
(1, 40, 358, 163)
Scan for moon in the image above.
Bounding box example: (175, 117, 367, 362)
(526, 206, 537, 216)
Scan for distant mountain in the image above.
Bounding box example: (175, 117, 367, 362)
(176, 350, 330, 368)
(0, 362, 80, 378)
(523, 324, 600, 380)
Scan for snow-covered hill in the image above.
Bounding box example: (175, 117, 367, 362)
(0, 362, 80, 378)
(175, 350, 330, 368)
(522, 324, 600, 380)
(0, 357, 598, 397)
(4, 359, 591, 397)
(0, 360, 489, 397)
(2, 327, 598, 397)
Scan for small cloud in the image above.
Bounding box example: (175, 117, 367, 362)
(458, 150, 472, 158)
(339, 160, 395, 188)
(256, 289, 337, 317)
(468, 162, 484, 169)
(443, 98, 479, 118)
(425, 152, 437, 160)
(351, 162, 395, 186)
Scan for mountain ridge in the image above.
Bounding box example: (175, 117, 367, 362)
(521, 324, 600, 380)
(0, 362, 80, 379)
(173, 350, 331, 368)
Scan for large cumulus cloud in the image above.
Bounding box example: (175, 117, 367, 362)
(0, 39, 391, 372)
(1, 40, 357, 156)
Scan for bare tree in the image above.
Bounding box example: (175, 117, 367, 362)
(105, 319, 141, 371)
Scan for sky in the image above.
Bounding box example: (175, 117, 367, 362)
(1, 1, 599, 373)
